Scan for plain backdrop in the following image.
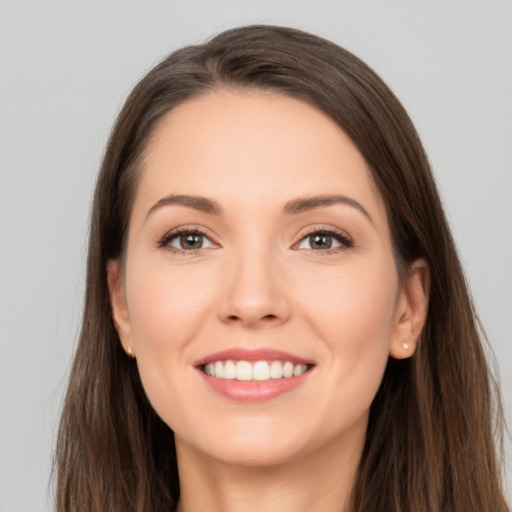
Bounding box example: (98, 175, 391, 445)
(1, 2, 511, 510)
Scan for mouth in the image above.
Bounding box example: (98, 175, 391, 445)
(194, 348, 315, 401)
(201, 360, 313, 381)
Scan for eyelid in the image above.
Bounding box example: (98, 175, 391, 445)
(157, 225, 219, 253)
(292, 225, 354, 252)
(156, 224, 353, 255)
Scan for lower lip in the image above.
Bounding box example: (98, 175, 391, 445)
(197, 369, 311, 402)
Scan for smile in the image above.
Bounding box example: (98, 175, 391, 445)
(203, 360, 310, 381)
(195, 348, 315, 401)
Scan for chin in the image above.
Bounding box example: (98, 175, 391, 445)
(173, 413, 313, 468)
(194, 437, 304, 468)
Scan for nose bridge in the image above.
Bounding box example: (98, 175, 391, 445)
(218, 237, 290, 327)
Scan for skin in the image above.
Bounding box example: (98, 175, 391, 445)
(108, 90, 429, 512)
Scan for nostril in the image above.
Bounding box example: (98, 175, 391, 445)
(225, 313, 278, 324)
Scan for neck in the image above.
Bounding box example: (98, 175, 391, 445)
(174, 430, 364, 512)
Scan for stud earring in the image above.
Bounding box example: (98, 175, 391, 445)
(126, 346, 135, 358)
(402, 342, 410, 350)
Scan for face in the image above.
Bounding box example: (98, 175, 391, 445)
(108, 90, 428, 469)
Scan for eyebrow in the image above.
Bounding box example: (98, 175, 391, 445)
(146, 194, 222, 220)
(282, 195, 374, 224)
(145, 193, 373, 224)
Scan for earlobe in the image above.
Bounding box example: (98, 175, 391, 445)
(389, 259, 430, 360)
(106, 259, 135, 357)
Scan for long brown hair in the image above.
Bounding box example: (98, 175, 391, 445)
(55, 25, 509, 511)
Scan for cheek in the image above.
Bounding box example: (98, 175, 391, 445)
(306, 257, 397, 336)
(125, 256, 217, 349)
(123, 258, 217, 416)
(297, 258, 398, 394)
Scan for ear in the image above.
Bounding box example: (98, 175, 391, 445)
(389, 259, 430, 360)
(106, 259, 135, 357)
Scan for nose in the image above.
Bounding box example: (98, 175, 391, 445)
(217, 248, 291, 329)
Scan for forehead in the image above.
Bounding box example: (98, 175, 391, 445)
(135, 90, 386, 224)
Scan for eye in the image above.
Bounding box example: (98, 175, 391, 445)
(159, 229, 216, 252)
(295, 229, 353, 252)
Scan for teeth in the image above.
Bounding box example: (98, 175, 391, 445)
(283, 361, 294, 378)
(236, 361, 252, 381)
(293, 364, 304, 376)
(224, 360, 236, 379)
(214, 361, 224, 379)
(253, 361, 270, 381)
(203, 360, 309, 381)
(270, 360, 283, 379)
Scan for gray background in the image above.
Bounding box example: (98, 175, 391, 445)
(1, 2, 511, 510)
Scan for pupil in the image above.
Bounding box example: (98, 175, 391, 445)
(311, 234, 332, 250)
(181, 233, 202, 249)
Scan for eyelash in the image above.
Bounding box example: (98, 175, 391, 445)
(296, 226, 354, 254)
(157, 226, 354, 255)
(157, 227, 213, 255)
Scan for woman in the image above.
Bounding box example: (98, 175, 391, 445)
(55, 25, 509, 511)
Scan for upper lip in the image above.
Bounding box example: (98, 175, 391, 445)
(194, 348, 315, 367)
